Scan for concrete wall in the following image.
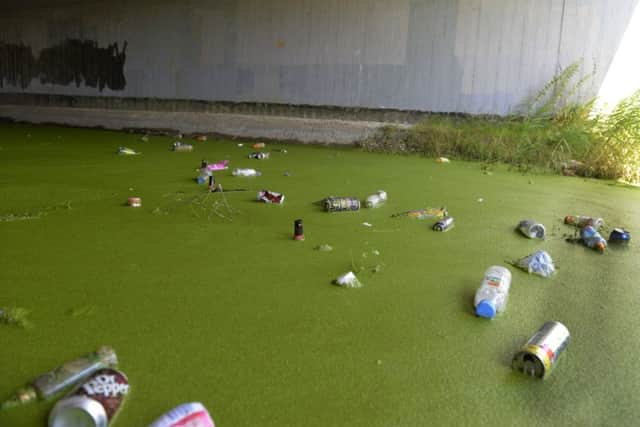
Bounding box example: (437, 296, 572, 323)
(1, 0, 638, 115)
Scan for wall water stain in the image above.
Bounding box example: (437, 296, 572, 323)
(0, 39, 127, 91)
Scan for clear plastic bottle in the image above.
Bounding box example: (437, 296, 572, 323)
(365, 190, 388, 208)
(232, 168, 261, 177)
(474, 266, 512, 319)
(517, 220, 545, 239)
(580, 225, 607, 252)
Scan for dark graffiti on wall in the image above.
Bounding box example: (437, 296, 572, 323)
(0, 39, 127, 91)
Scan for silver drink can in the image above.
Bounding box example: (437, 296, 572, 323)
(49, 369, 129, 427)
(433, 216, 454, 232)
(517, 220, 545, 239)
(512, 321, 570, 379)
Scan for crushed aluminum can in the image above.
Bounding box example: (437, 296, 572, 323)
(609, 228, 631, 243)
(324, 197, 360, 212)
(257, 190, 284, 204)
(512, 321, 570, 379)
(517, 220, 545, 239)
(433, 216, 454, 232)
(148, 402, 215, 427)
(128, 197, 141, 208)
(514, 250, 555, 278)
(48, 369, 129, 427)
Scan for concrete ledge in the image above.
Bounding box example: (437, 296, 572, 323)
(0, 105, 393, 144)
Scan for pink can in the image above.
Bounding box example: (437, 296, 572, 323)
(148, 402, 215, 427)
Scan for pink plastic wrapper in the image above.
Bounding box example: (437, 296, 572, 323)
(206, 160, 229, 171)
(148, 402, 215, 427)
(257, 190, 284, 204)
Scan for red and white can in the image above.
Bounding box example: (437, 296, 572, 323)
(49, 369, 129, 427)
(128, 197, 141, 208)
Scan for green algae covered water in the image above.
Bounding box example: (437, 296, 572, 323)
(1, 124, 640, 426)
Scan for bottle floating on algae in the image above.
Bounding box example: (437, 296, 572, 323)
(1, 346, 117, 409)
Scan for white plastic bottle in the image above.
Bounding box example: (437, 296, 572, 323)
(365, 190, 387, 208)
(232, 168, 261, 177)
(474, 266, 512, 319)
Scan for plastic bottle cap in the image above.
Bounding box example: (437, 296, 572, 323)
(476, 300, 496, 319)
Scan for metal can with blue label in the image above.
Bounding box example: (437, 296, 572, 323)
(609, 228, 631, 243)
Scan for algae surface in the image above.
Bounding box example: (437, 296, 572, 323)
(1, 124, 640, 426)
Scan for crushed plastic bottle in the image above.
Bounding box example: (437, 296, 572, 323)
(517, 220, 546, 239)
(365, 190, 387, 208)
(580, 225, 607, 252)
(515, 250, 555, 278)
(232, 168, 261, 177)
(474, 266, 512, 319)
(334, 271, 362, 288)
(172, 141, 193, 152)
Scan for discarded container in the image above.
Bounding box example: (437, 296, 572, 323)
(257, 190, 284, 204)
(474, 266, 512, 319)
(194, 135, 208, 142)
(48, 369, 129, 427)
(127, 197, 141, 208)
(334, 271, 362, 288)
(564, 215, 604, 229)
(293, 219, 304, 241)
(365, 190, 387, 208)
(324, 197, 360, 212)
(515, 250, 555, 278)
(148, 402, 215, 427)
(435, 157, 450, 163)
(232, 168, 261, 177)
(433, 216, 454, 232)
(580, 225, 607, 252)
(252, 142, 266, 149)
(609, 228, 631, 243)
(512, 321, 570, 379)
(208, 176, 221, 193)
(172, 142, 193, 152)
(517, 220, 546, 239)
(248, 152, 270, 160)
(391, 207, 448, 219)
(197, 161, 212, 184)
(206, 160, 229, 171)
(1, 347, 117, 409)
(117, 147, 139, 156)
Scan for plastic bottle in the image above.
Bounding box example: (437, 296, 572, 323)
(474, 266, 512, 319)
(580, 225, 607, 252)
(1, 346, 118, 409)
(197, 161, 212, 184)
(365, 190, 387, 208)
(232, 168, 261, 177)
(564, 215, 604, 229)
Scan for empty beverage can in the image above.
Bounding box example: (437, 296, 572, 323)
(127, 197, 141, 208)
(324, 197, 360, 212)
(293, 219, 304, 241)
(49, 369, 129, 427)
(512, 321, 570, 379)
(609, 228, 631, 243)
(433, 217, 454, 232)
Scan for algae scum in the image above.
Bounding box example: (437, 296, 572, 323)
(1, 124, 640, 426)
